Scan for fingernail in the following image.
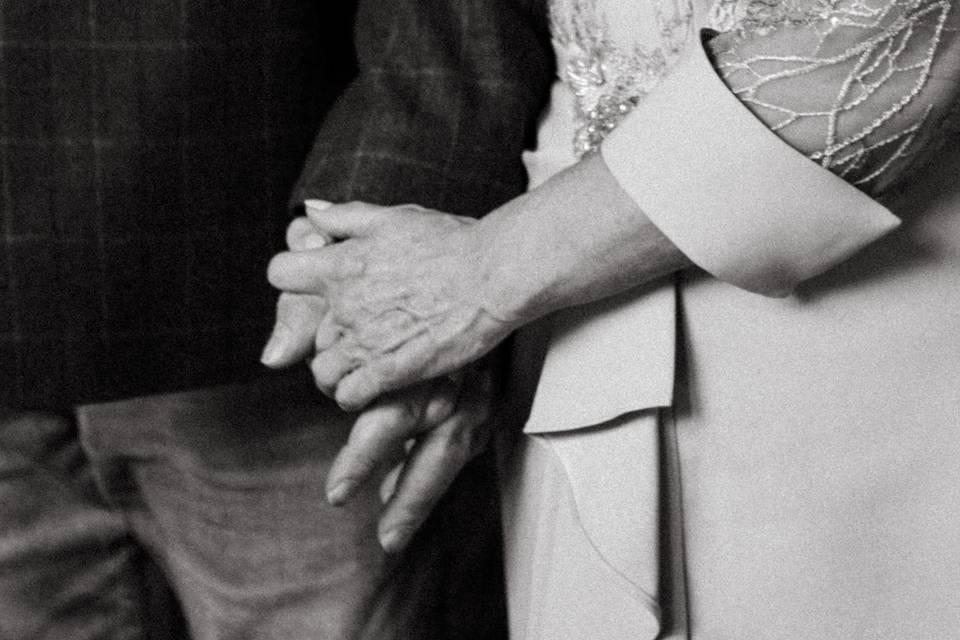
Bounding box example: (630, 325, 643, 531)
(379, 526, 412, 554)
(304, 199, 333, 212)
(327, 479, 356, 506)
(260, 329, 286, 366)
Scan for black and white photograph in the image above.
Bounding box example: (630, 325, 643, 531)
(1, 0, 959, 638)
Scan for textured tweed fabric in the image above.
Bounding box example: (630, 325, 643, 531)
(291, 0, 555, 218)
(0, 0, 342, 408)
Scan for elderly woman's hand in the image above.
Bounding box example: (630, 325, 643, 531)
(266, 201, 516, 410)
(262, 211, 500, 552)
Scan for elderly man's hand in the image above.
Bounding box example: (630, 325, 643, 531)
(326, 368, 496, 553)
(266, 201, 515, 411)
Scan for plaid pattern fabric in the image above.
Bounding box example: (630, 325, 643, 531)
(291, 0, 556, 219)
(289, 3, 556, 637)
(1, 1, 350, 409)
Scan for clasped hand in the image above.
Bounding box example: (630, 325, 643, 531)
(262, 200, 514, 553)
(266, 200, 513, 410)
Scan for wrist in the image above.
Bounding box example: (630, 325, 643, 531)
(472, 153, 691, 329)
(473, 195, 555, 328)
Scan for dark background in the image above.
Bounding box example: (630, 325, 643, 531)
(1, 0, 357, 408)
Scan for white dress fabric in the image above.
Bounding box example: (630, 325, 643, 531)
(500, 0, 960, 638)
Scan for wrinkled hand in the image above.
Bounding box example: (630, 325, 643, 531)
(261, 208, 499, 553)
(326, 368, 496, 554)
(266, 201, 515, 411)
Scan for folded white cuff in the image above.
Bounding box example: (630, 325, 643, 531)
(601, 30, 901, 297)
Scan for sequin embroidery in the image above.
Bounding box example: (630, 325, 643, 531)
(712, 0, 955, 187)
(550, 0, 957, 189)
(549, 0, 694, 156)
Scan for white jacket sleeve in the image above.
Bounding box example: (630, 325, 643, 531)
(601, 31, 901, 297)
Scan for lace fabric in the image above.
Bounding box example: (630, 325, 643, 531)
(549, 0, 958, 190)
(549, 0, 694, 156)
(713, 0, 958, 191)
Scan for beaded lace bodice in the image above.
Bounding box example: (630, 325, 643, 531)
(548, 0, 959, 189)
(549, 0, 694, 156)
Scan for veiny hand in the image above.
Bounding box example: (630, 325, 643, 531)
(325, 367, 496, 554)
(267, 201, 515, 411)
(261, 207, 500, 553)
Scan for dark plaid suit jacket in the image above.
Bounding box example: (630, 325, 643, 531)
(0, 1, 354, 409)
(1, 0, 555, 636)
(291, 0, 555, 218)
(289, 3, 556, 638)
(1, 0, 554, 410)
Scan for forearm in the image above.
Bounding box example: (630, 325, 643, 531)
(479, 0, 958, 321)
(477, 153, 688, 325)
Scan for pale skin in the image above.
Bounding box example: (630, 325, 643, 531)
(265, 213, 501, 552)
(263, 4, 959, 553)
(263, 154, 679, 552)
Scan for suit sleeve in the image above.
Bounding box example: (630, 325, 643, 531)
(290, 0, 556, 219)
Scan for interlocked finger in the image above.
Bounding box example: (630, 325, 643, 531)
(379, 461, 405, 504)
(325, 379, 459, 506)
(334, 349, 436, 412)
(314, 314, 342, 352)
(286, 216, 332, 251)
(310, 348, 360, 397)
(267, 245, 361, 294)
(376, 371, 494, 553)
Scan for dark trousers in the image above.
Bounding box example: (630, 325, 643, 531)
(0, 376, 506, 640)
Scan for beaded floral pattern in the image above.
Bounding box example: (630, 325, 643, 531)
(712, 0, 956, 188)
(550, 0, 958, 189)
(549, 0, 694, 156)
(708, 0, 865, 34)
